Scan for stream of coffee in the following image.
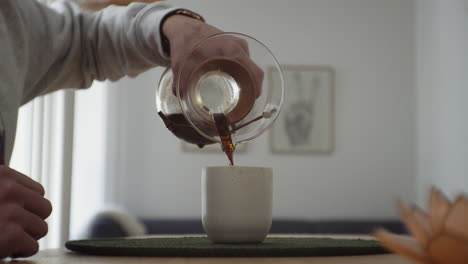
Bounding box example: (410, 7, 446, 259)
(158, 111, 235, 165)
(213, 113, 235, 166)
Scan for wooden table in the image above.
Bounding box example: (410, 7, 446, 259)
(1, 235, 411, 264)
(1, 249, 411, 264)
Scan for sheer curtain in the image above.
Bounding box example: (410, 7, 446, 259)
(11, 90, 75, 249)
(10, 0, 75, 249)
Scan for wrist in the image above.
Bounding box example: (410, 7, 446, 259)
(160, 10, 205, 56)
(162, 14, 205, 41)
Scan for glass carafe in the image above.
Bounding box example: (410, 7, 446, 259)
(156, 32, 284, 149)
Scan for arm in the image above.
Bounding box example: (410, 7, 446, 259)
(18, 0, 262, 104)
(19, 0, 181, 103)
(74, 0, 160, 12)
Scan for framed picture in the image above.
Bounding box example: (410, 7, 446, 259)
(181, 141, 247, 153)
(270, 65, 334, 154)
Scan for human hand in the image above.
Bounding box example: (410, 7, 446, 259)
(0, 166, 52, 259)
(162, 15, 264, 99)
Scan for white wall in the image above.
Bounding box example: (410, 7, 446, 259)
(416, 0, 468, 206)
(102, 0, 415, 221)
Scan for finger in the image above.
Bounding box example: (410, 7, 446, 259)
(174, 55, 203, 97)
(220, 38, 247, 57)
(0, 203, 48, 240)
(233, 54, 264, 98)
(0, 223, 39, 258)
(0, 181, 52, 219)
(22, 187, 53, 220)
(218, 40, 264, 98)
(247, 58, 264, 98)
(235, 38, 250, 56)
(0, 166, 45, 195)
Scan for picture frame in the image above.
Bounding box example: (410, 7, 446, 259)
(269, 65, 334, 154)
(181, 141, 248, 153)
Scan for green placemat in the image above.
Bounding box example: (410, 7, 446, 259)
(66, 236, 388, 257)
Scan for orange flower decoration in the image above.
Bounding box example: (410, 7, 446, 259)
(374, 187, 468, 264)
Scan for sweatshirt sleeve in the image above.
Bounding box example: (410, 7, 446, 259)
(19, 0, 183, 103)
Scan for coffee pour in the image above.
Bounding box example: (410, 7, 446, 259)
(156, 33, 284, 165)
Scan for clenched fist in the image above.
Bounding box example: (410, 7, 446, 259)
(0, 166, 52, 258)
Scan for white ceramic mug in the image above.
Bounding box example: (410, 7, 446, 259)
(202, 166, 273, 243)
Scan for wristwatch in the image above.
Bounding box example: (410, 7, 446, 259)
(160, 9, 205, 56)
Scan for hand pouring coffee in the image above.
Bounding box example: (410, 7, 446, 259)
(156, 33, 284, 165)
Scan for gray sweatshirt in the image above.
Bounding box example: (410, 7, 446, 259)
(0, 0, 180, 164)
